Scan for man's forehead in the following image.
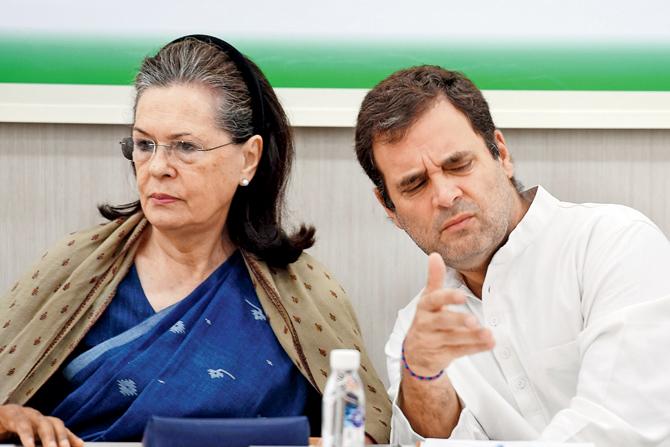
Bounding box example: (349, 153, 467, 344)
(371, 97, 488, 184)
(374, 98, 474, 151)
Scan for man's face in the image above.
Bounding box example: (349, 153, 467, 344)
(372, 97, 525, 272)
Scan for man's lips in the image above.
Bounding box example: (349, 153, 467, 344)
(440, 213, 474, 232)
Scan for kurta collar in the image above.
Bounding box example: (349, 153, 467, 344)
(490, 185, 559, 266)
(443, 185, 559, 289)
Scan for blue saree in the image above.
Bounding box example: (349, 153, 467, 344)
(30, 251, 310, 441)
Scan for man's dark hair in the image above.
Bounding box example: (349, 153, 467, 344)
(354, 65, 506, 210)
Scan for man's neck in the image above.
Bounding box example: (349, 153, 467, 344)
(458, 188, 534, 299)
(460, 266, 487, 299)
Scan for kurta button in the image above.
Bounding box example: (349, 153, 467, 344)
(516, 377, 528, 390)
(488, 315, 499, 327)
(500, 347, 511, 359)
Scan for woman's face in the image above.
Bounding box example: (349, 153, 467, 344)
(132, 83, 261, 235)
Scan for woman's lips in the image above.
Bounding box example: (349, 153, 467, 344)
(149, 193, 179, 204)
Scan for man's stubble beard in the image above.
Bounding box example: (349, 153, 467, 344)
(396, 179, 518, 272)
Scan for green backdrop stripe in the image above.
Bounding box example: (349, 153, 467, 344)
(1, 36, 669, 91)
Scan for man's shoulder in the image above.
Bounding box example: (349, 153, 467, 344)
(536, 186, 654, 229)
(542, 200, 669, 264)
(558, 199, 647, 219)
(556, 199, 659, 235)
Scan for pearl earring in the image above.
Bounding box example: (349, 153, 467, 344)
(240, 178, 250, 186)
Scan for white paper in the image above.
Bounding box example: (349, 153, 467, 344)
(424, 439, 593, 447)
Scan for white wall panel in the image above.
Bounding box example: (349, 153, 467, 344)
(1, 123, 668, 382)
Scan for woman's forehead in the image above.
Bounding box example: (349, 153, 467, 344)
(135, 84, 221, 135)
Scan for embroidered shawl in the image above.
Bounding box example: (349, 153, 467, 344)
(0, 215, 391, 443)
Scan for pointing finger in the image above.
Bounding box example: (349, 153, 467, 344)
(425, 252, 446, 294)
(420, 288, 466, 311)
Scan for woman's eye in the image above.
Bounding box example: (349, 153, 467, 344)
(174, 141, 198, 153)
(134, 139, 155, 152)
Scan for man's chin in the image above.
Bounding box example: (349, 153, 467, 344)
(434, 244, 490, 271)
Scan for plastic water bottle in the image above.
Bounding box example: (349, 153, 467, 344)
(322, 349, 365, 447)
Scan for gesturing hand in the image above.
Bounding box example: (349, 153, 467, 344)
(0, 404, 84, 447)
(402, 253, 495, 377)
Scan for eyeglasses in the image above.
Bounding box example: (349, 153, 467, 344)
(119, 137, 237, 164)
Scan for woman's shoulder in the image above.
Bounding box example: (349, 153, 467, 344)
(36, 218, 126, 263)
(247, 250, 350, 307)
(56, 219, 117, 244)
(5, 216, 143, 295)
(286, 251, 338, 280)
(280, 252, 346, 293)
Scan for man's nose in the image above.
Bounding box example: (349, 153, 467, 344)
(431, 175, 462, 208)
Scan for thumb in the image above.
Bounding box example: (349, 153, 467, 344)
(425, 252, 446, 294)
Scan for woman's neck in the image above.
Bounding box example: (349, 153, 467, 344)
(134, 224, 237, 311)
(140, 224, 235, 274)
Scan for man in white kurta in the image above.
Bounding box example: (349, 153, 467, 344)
(386, 186, 670, 444)
(353, 65, 670, 446)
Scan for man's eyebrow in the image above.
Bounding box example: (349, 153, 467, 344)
(441, 150, 472, 165)
(396, 150, 475, 190)
(397, 171, 426, 190)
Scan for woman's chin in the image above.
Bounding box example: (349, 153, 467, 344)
(144, 211, 189, 232)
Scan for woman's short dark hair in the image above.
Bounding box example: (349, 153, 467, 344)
(99, 38, 315, 267)
(354, 65, 505, 210)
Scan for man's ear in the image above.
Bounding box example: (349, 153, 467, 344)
(373, 187, 401, 228)
(240, 135, 263, 181)
(494, 130, 514, 179)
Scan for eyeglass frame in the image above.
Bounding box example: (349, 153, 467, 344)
(119, 136, 238, 163)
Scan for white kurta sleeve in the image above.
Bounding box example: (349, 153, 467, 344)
(539, 218, 670, 446)
(385, 297, 423, 444)
(385, 294, 490, 443)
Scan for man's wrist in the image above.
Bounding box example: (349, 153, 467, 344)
(401, 340, 444, 380)
(398, 364, 461, 439)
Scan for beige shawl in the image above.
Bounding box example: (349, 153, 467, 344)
(0, 215, 391, 443)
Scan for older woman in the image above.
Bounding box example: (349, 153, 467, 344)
(0, 35, 390, 446)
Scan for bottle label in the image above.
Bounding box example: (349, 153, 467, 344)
(322, 371, 365, 447)
(342, 391, 365, 447)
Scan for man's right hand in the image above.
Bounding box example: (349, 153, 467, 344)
(0, 404, 84, 447)
(402, 253, 495, 376)
(397, 253, 496, 438)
